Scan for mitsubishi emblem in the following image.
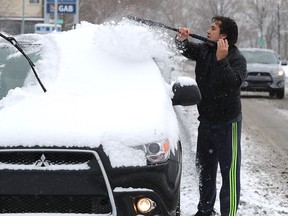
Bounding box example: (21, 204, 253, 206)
(35, 154, 51, 167)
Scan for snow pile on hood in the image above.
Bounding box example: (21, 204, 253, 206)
(0, 20, 182, 167)
(94, 19, 175, 62)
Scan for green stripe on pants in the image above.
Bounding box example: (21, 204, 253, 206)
(229, 123, 238, 216)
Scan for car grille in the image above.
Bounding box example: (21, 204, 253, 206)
(246, 72, 272, 85)
(0, 151, 92, 165)
(0, 149, 114, 214)
(0, 195, 110, 214)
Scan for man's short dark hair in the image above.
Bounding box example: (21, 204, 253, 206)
(212, 16, 238, 45)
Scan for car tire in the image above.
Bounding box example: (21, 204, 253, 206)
(176, 196, 181, 216)
(276, 89, 285, 99)
(269, 89, 285, 99)
(269, 91, 276, 98)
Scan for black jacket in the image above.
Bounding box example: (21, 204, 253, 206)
(176, 40, 247, 123)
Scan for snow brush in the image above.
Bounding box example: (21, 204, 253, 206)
(126, 15, 217, 46)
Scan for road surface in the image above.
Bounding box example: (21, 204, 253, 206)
(239, 93, 288, 215)
(241, 94, 288, 153)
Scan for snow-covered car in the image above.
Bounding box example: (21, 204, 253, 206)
(0, 21, 201, 216)
(239, 48, 286, 99)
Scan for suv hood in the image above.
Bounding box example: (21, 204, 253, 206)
(247, 63, 281, 72)
(0, 21, 179, 151)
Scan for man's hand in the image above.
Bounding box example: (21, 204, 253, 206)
(216, 39, 229, 61)
(177, 27, 191, 41)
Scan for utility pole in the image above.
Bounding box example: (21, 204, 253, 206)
(73, 0, 79, 28)
(54, 0, 58, 30)
(44, 0, 49, 23)
(277, 2, 281, 56)
(259, 6, 265, 48)
(21, 0, 25, 34)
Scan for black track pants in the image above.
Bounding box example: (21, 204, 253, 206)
(196, 118, 241, 216)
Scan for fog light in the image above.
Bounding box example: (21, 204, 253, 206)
(277, 80, 284, 87)
(136, 198, 155, 213)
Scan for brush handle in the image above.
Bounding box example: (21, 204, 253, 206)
(126, 15, 217, 45)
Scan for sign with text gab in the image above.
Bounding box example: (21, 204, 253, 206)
(47, 0, 76, 14)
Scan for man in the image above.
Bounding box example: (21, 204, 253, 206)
(175, 16, 246, 216)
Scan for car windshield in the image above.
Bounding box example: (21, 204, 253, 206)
(241, 50, 279, 64)
(0, 45, 40, 100)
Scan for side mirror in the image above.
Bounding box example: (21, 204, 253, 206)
(281, 60, 287, 66)
(171, 77, 201, 106)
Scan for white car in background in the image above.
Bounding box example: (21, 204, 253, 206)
(240, 48, 286, 99)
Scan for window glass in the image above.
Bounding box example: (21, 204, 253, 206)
(30, 0, 40, 4)
(241, 50, 279, 64)
(0, 46, 40, 100)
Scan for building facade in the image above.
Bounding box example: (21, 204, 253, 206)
(0, 0, 43, 35)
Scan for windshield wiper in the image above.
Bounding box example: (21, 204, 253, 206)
(0, 32, 47, 93)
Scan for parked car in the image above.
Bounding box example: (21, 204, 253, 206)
(239, 48, 286, 99)
(0, 22, 201, 216)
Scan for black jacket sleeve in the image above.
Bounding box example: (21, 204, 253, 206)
(175, 37, 201, 61)
(213, 47, 247, 90)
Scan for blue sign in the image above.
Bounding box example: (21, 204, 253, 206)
(47, 0, 76, 14)
(47, 0, 76, 3)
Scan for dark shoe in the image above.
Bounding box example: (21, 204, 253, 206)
(194, 211, 205, 216)
(194, 210, 216, 216)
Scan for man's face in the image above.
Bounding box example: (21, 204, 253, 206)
(207, 20, 226, 41)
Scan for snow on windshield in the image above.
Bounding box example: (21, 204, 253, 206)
(0, 19, 184, 167)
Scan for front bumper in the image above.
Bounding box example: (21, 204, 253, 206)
(0, 146, 181, 216)
(241, 72, 285, 92)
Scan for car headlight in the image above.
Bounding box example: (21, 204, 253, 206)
(276, 69, 285, 76)
(133, 139, 170, 164)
